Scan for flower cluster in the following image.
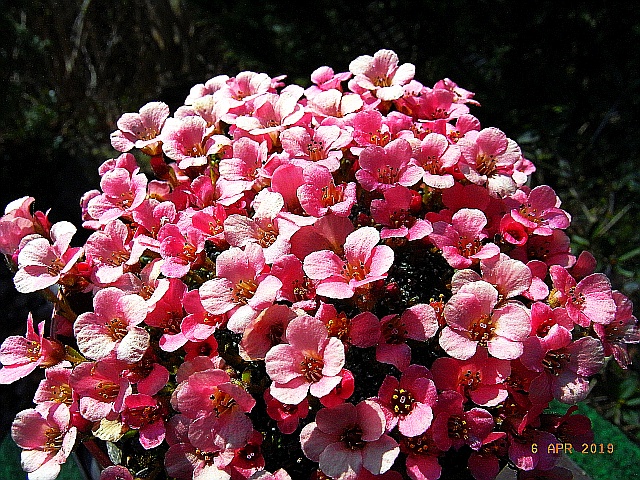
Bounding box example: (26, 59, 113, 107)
(2, 49, 639, 480)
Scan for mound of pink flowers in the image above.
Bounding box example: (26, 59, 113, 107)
(2, 49, 639, 480)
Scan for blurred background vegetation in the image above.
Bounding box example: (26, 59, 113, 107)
(1, 0, 639, 452)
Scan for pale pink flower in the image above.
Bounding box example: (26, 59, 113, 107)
(429, 209, 500, 269)
(239, 304, 297, 361)
(87, 167, 148, 224)
(199, 243, 282, 333)
(510, 186, 571, 235)
(548, 266, 616, 327)
(305, 66, 352, 99)
(265, 315, 345, 405)
(374, 364, 438, 437)
(74, 287, 149, 362)
(11, 402, 77, 480)
(110, 101, 170, 156)
(297, 164, 357, 217)
(370, 185, 433, 240)
(413, 132, 460, 189)
(161, 116, 219, 169)
(306, 88, 364, 120)
(218, 137, 270, 192)
(300, 400, 400, 479)
(280, 124, 352, 172)
(349, 49, 415, 101)
(181, 288, 226, 343)
(33, 366, 76, 408)
(14, 221, 83, 293)
(0, 313, 65, 384)
(84, 219, 137, 284)
(289, 214, 353, 260)
(529, 301, 573, 338)
(0, 196, 49, 257)
(356, 138, 423, 192)
(458, 127, 523, 197)
(172, 367, 256, 449)
(303, 226, 394, 299)
(440, 281, 530, 360)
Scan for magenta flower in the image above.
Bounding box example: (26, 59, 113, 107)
(270, 254, 317, 311)
(300, 400, 400, 479)
(87, 167, 148, 224)
(374, 365, 438, 437)
(74, 286, 149, 362)
(158, 223, 205, 278)
(440, 281, 530, 360)
(430, 391, 494, 451)
(264, 387, 309, 435)
(199, 243, 282, 333)
(110, 101, 170, 156)
(349, 49, 415, 101)
(356, 139, 423, 192)
(11, 402, 77, 480)
(121, 393, 166, 449)
(399, 429, 443, 480)
(0, 313, 65, 384)
(303, 226, 394, 299)
(145, 278, 188, 352)
(429, 208, 500, 269)
(14, 221, 84, 293)
(265, 315, 345, 405)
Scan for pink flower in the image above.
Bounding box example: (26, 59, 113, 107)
(374, 365, 438, 437)
(199, 243, 282, 333)
(305, 66, 352, 99)
(300, 400, 400, 479)
(440, 281, 530, 360)
(0, 196, 50, 257)
(121, 393, 166, 449)
(0, 313, 65, 384)
(181, 288, 226, 343)
(522, 324, 604, 404)
(158, 223, 205, 278)
(265, 315, 345, 405)
(316, 303, 380, 348)
(110, 101, 170, 156)
(370, 185, 433, 241)
(429, 209, 500, 269)
(413, 132, 460, 189)
(172, 367, 256, 449)
(430, 391, 494, 451)
(593, 291, 640, 368)
(161, 116, 218, 169)
(510, 186, 571, 235)
(303, 226, 394, 299)
(356, 139, 423, 192)
(74, 287, 149, 362)
(548, 266, 616, 327)
(349, 49, 415, 101)
(13, 221, 84, 293)
(297, 164, 357, 217)
(264, 388, 309, 434)
(100, 466, 135, 480)
(270, 254, 317, 310)
(145, 278, 188, 352)
(87, 167, 148, 224)
(218, 137, 269, 191)
(239, 304, 297, 361)
(399, 430, 443, 480)
(11, 402, 77, 480)
(280, 124, 352, 172)
(376, 304, 440, 372)
(458, 127, 524, 197)
(84, 219, 138, 284)
(431, 349, 511, 407)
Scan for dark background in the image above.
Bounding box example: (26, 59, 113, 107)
(1, 0, 639, 447)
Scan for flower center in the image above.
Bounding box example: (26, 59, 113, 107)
(369, 130, 391, 147)
(326, 312, 350, 342)
(26, 340, 41, 361)
(300, 356, 324, 383)
(381, 315, 408, 344)
(457, 235, 483, 258)
(341, 425, 365, 450)
(209, 388, 237, 417)
(403, 431, 439, 456)
(257, 223, 278, 248)
(447, 415, 470, 440)
(341, 260, 368, 282)
(307, 140, 325, 161)
(292, 277, 315, 302)
(542, 351, 571, 376)
(49, 384, 74, 405)
(106, 317, 128, 341)
(469, 314, 495, 345)
(388, 208, 414, 229)
(475, 153, 497, 177)
(46, 257, 65, 277)
(460, 369, 482, 391)
(568, 286, 586, 308)
(95, 381, 120, 401)
(391, 387, 415, 416)
(373, 76, 391, 88)
(376, 165, 400, 185)
(233, 279, 258, 305)
(320, 182, 345, 207)
(44, 427, 64, 453)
